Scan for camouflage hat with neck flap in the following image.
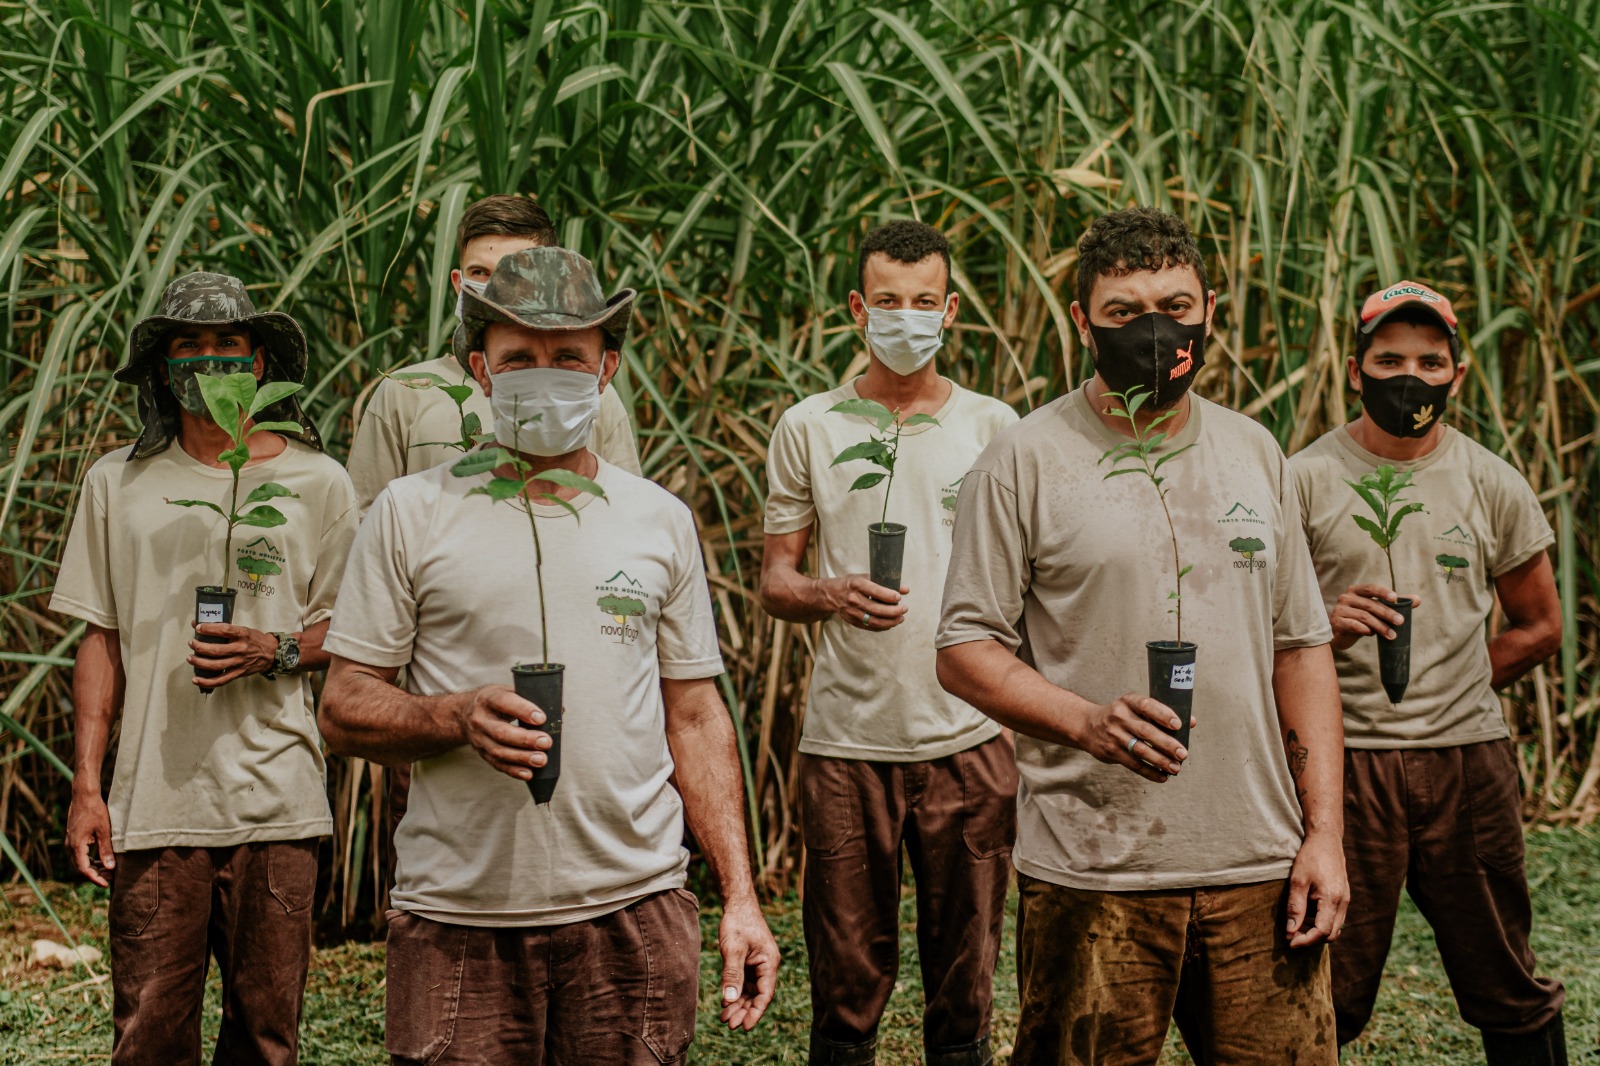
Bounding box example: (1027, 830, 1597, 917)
(460, 247, 636, 358)
(118, 271, 322, 460)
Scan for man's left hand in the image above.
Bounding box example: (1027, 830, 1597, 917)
(717, 895, 780, 1031)
(189, 623, 278, 688)
(1285, 827, 1348, 948)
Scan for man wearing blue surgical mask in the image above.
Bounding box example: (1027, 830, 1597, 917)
(760, 220, 1019, 1066)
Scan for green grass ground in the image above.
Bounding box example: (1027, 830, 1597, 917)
(2, 827, 1594, 1064)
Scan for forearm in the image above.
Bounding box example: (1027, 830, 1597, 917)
(758, 560, 836, 624)
(936, 639, 1090, 748)
(70, 627, 123, 797)
(1488, 622, 1560, 689)
(1272, 644, 1344, 838)
(666, 682, 758, 904)
(319, 657, 470, 766)
(292, 619, 332, 672)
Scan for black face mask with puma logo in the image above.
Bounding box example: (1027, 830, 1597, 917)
(1357, 371, 1452, 438)
(1089, 312, 1208, 410)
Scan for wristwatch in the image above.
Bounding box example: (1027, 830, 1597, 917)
(264, 632, 301, 680)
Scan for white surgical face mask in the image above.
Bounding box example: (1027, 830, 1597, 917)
(455, 277, 488, 321)
(865, 297, 951, 376)
(488, 367, 602, 456)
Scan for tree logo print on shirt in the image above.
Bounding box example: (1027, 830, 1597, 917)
(234, 536, 285, 598)
(595, 570, 646, 645)
(1435, 553, 1470, 584)
(940, 477, 963, 526)
(1229, 536, 1267, 572)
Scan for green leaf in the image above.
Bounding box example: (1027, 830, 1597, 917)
(234, 505, 289, 528)
(1101, 467, 1148, 479)
(391, 371, 448, 388)
(247, 420, 304, 436)
(243, 482, 299, 505)
(1385, 501, 1428, 538)
(440, 384, 474, 404)
(530, 492, 582, 519)
(830, 439, 892, 466)
(460, 413, 483, 438)
(197, 374, 242, 439)
(247, 380, 302, 417)
(536, 468, 608, 500)
(166, 498, 226, 517)
(1351, 514, 1389, 549)
(848, 472, 887, 492)
(1177, 564, 1194, 579)
(828, 398, 894, 423)
(451, 448, 514, 477)
(900, 413, 940, 427)
(468, 477, 526, 501)
(223, 445, 249, 476)
(1152, 442, 1197, 469)
(1345, 480, 1386, 520)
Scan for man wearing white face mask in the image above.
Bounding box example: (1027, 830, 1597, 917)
(346, 194, 640, 517)
(321, 247, 779, 1061)
(760, 220, 1019, 1066)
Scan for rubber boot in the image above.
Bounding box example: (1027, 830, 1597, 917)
(927, 1037, 995, 1066)
(1482, 1011, 1568, 1066)
(808, 1029, 877, 1066)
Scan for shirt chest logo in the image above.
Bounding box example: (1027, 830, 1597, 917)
(595, 570, 648, 645)
(1218, 502, 1268, 573)
(235, 537, 285, 598)
(1432, 524, 1475, 584)
(940, 477, 963, 527)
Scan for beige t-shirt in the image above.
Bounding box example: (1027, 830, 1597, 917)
(347, 354, 641, 513)
(1291, 425, 1554, 748)
(323, 458, 724, 927)
(765, 378, 1017, 761)
(936, 388, 1332, 892)
(50, 441, 356, 851)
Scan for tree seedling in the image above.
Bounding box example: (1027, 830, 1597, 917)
(1345, 465, 1426, 591)
(385, 369, 491, 453)
(828, 398, 939, 531)
(1097, 388, 1194, 645)
(166, 372, 304, 587)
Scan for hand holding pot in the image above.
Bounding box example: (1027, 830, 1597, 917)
(1329, 584, 1420, 649)
(66, 791, 115, 888)
(188, 622, 279, 688)
(826, 574, 908, 631)
(457, 685, 553, 781)
(1072, 694, 1190, 784)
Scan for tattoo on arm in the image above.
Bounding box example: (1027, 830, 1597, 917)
(1285, 728, 1309, 801)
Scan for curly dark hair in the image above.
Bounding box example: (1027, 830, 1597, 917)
(856, 219, 951, 295)
(1354, 306, 1460, 364)
(456, 195, 557, 258)
(1075, 206, 1209, 309)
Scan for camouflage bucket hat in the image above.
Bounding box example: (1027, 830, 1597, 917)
(118, 272, 322, 458)
(460, 247, 636, 358)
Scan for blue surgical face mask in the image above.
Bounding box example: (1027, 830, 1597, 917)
(165, 356, 254, 416)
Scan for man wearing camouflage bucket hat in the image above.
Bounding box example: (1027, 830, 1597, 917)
(51, 272, 358, 1064)
(321, 247, 779, 1061)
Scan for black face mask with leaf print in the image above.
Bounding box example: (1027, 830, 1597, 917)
(1357, 370, 1451, 438)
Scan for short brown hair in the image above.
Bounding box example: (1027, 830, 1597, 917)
(1075, 206, 1209, 309)
(456, 195, 557, 259)
(857, 220, 951, 295)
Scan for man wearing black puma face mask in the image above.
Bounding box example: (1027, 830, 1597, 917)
(937, 207, 1346, 1064)
(1291, 281, 1566, 1063)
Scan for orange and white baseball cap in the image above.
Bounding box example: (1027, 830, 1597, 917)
(1358, 280, 1458, 336)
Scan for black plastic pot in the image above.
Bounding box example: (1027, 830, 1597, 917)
(1145, 640, 1197, 750)
(868, 522, 907, 595)
(193, 586, 236, 695)
(1378, 596, 1415, 704)
(512, 663, 565, 805)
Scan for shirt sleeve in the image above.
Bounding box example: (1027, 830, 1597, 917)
(655, 505, 725, 679)
(1271, 450, 1334, 650)
(49, 465, 119, 629)
(322, 485, 418, 669)
(763, 410, 815, 535)
(1488, 463, 1555, 577)
(346, 382, 407, 518)
(936, 466, 1030, 652)
(302, 466, 359, 629)
(593, 385, 642, 476)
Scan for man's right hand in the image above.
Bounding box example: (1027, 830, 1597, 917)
(1329, 584, 1420, 650)
(823, 574, 909, 632)
(1070, 694, 1190, 783)
(456, 685, 552, 781)
(67, 792, 115, 887)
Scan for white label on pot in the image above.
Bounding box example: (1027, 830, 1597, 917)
(197, 603, 226, 624)
(1169, 663, 1195, 690)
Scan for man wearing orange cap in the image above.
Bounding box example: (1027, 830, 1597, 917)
(1290, 281, 1567, 1063)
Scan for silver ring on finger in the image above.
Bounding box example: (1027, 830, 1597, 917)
(1127, 735, 1141, 754)
(862, 612, 871, 626)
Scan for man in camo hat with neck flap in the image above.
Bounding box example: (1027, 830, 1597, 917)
(322, 247, 779, 1062)
(52, 271, 357, 1065)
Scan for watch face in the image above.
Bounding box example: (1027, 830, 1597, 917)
(279, 635, 301, 672)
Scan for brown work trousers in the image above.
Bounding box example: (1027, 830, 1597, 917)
(1335, 740, 1565, 1044)
(801, 735, 1018, 1065)
(1012, 876, 1335, 1066)
(384, 888, 701, 1065)
(109, 840, 318, 1066)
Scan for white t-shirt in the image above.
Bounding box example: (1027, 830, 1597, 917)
(764, 378, 1018, 761)
(51, 440, 356, 851)
(347, 354, 641, 514)
(324, 457, 724, 927)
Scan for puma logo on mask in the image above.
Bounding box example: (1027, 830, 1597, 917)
(1169, 339, 1194, 380)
